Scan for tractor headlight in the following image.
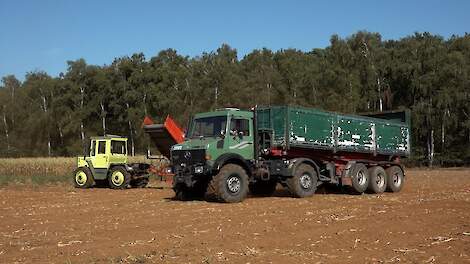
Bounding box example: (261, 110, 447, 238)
(194, 166, 204, 174)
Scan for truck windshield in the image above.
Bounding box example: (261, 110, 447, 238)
(189, 116, 227, 138)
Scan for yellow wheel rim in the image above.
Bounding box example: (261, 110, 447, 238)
(75, 171, 87, 186)
(111, 171, 125, 186)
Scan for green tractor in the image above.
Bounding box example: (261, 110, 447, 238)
(73, 135, 150, 189)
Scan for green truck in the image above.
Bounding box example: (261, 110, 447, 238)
(144, 106, 410, 203)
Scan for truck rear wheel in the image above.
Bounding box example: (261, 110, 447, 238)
(287, 164, 317, 198)
(249, 180, 277, 197)
(205, 164, 249, 203)
(73, 167, 94, 188)
(367, 166, 387, 194)
(108, 166, 131, 189)
(385, 166, 404, 192)
(351, 163, 369, 194)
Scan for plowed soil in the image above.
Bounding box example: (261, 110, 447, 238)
(1, 169, 470, 263)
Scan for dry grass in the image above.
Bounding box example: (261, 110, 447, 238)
(0, 156, 157, 186)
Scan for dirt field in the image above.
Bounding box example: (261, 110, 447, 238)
(1, 169, 470, 264)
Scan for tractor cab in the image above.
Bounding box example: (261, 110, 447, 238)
(78, 136, 128, 178)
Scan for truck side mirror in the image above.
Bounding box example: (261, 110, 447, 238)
(220, 130, 225, 139)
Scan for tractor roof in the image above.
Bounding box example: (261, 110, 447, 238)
(90, 135, 127, 140)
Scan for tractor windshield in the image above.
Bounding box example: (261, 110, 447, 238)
(188, 116, 227, 138)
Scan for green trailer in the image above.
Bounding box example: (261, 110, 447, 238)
(256, 106, 410, 159)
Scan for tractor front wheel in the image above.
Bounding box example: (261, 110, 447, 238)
(73, 167, 94, 188)
(108, 166, 131, 189)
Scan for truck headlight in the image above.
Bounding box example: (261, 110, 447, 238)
(194, 166, 204, 174)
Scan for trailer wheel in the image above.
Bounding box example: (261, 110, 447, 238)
(351, 163, 369, 194)
(385, 166, 404, 192)
(287, 164, 317, 198)
(108, 166, 131, 189)
(205, 164, 249, 203)
(73, 167, 94, 188)
(367, 166, 387, 194)
(249, 180, 277, 197)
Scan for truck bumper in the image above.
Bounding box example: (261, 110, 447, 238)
(172, 164, 211, 188)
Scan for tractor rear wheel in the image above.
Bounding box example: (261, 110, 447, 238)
(108, 166, 131, 189)
(73, 167, 94, 188)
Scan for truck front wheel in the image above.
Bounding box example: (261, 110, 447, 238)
(287, 164, 318, 198)
(205, 164, 249, 203)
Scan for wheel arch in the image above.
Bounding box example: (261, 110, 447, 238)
(213, 153, 252, 176)
(288, 158, 320, 179)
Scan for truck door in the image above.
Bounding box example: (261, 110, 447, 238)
(227, 117, 254, 160)
(93, 140, 109, 169)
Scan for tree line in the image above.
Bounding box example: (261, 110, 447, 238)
(1, 31, 469, 166)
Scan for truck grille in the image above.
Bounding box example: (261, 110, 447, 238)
(171, 149, 206, 168)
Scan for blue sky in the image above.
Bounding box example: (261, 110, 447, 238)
(0, 0, 469, 80)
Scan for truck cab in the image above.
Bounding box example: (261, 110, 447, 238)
(170, 108, 257, 201)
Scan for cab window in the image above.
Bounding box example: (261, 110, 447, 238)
(90, 140, 96, 156)
(230, 119, 250, 136)
(111, 140, 126, 155)
(97, 141, 106, 154)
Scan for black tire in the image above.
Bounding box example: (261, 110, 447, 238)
(367, 166, 387, 194)
(73, 167, 94, 188)
(249, 180, 277, 197)
(131, 177, 149, 188)
(205, 164, 249, 203)
(350, 163, 369, 194)
(385, 166, 404, 192)
(287, 163, 318, 198)
(108, 166, 131, 189)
